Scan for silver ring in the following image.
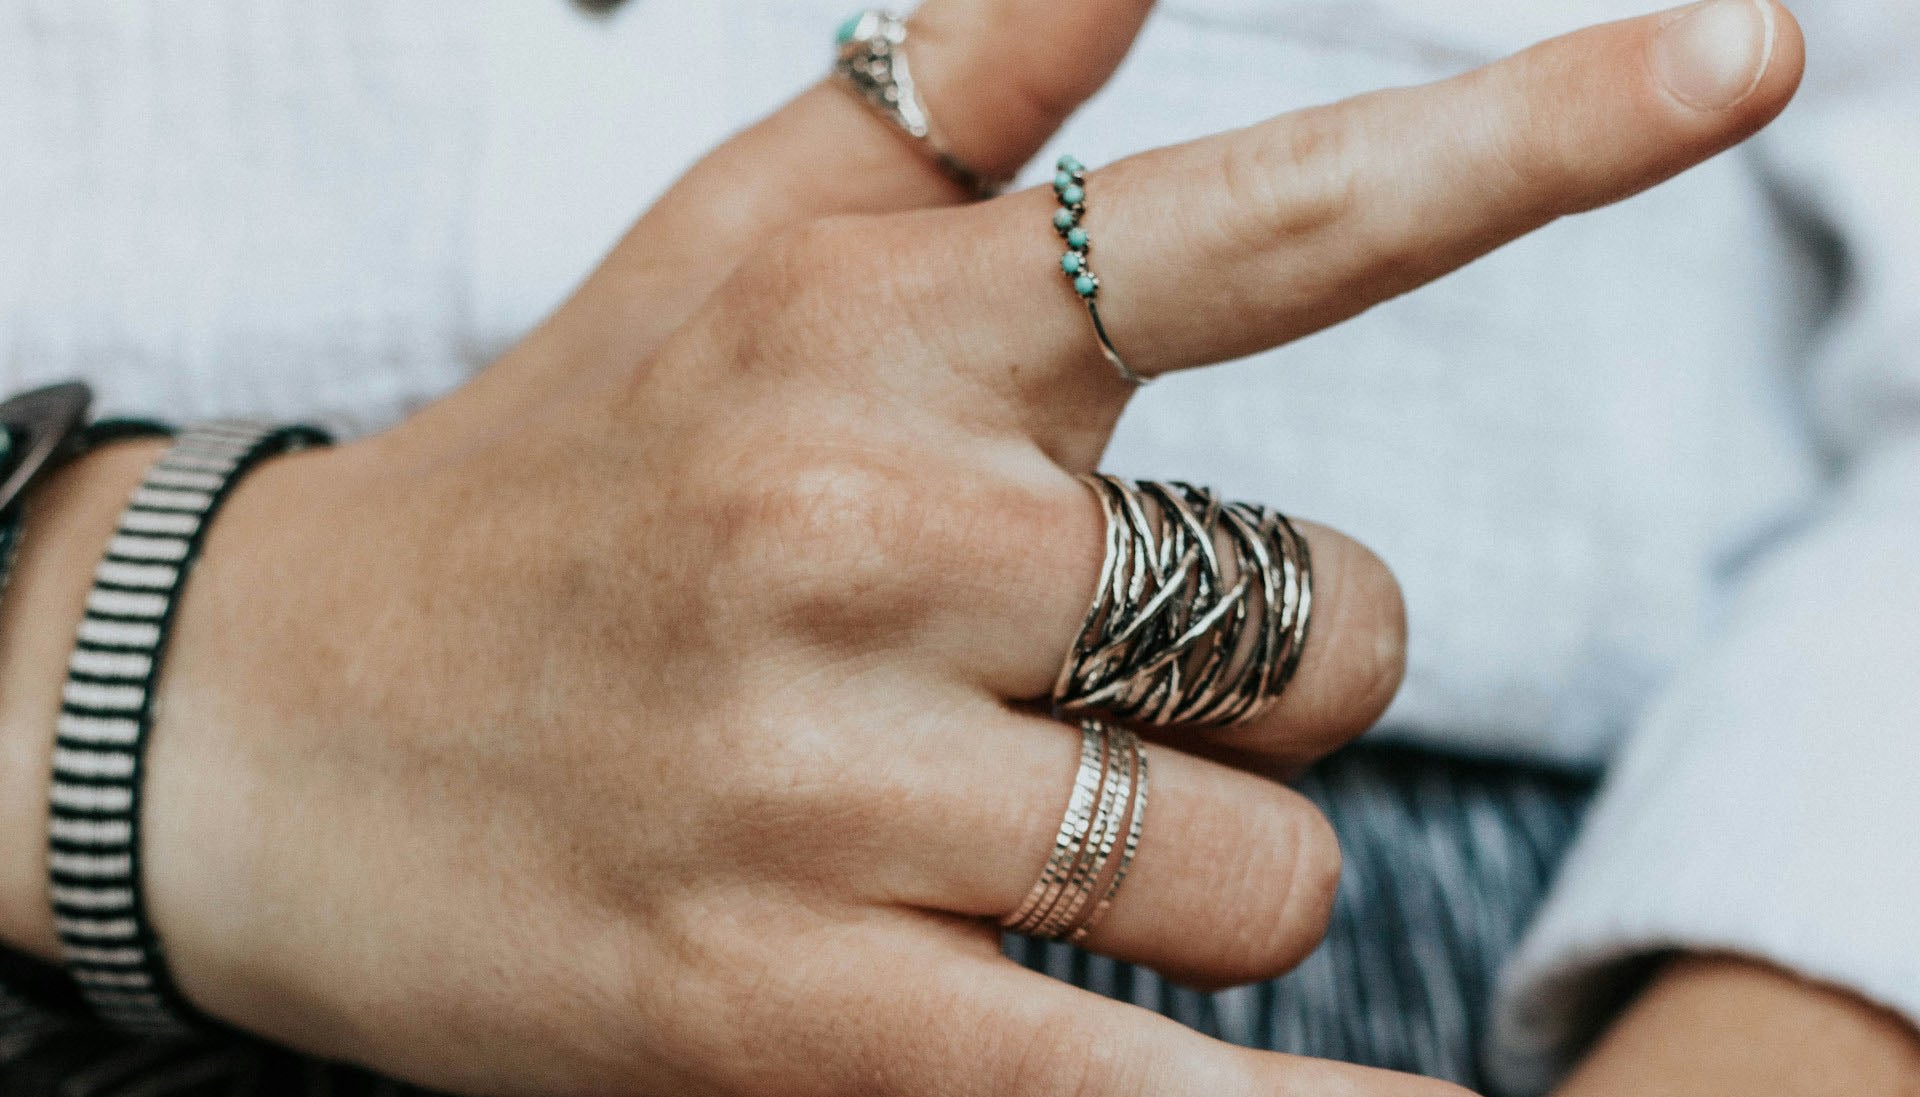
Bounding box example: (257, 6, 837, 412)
(1053, 477, 1315, 730)
(833, 10, 1001, 200)
(1001, 720, 1148, 943)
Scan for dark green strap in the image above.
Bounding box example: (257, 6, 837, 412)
(0, 407, 173, 613)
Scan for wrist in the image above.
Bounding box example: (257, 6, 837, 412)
(0, 438, 170, 959)
(1558, 954, 1920, 1096)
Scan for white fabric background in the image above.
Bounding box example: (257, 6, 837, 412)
(1, 0, 1915, 1089)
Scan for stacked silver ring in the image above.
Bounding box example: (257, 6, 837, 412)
(1055, 476, 1314, 730)
(1000, 721, 1149, 944)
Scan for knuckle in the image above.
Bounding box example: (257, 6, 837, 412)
(1217, 108, 1362, 254)
(909, 16, 1060, 157)
(508, 923, 700, 1097)
(762, 458, 923, 569)
(618, 912, 841, 1097)
(1460, 58, 1578, 218)
(1208, 108, 1366, 332)
(1479, 87, 1545, 201)
(717, 727, 917, 881)
(723, 455, 941, 637)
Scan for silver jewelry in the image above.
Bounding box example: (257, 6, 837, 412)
(833, 10, 1000, 200)
(1002, 720, 1147, 943)
(1054, 477, 1314, 730)
(1051, 156, 1148, 386)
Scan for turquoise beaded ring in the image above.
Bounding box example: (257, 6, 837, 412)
(1051, 156, 1147, 386)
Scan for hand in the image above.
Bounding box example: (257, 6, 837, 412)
(1556, 955, 1920, 1096)
(0, 0, 1802, 1094)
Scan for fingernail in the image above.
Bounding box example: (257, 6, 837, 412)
(1652, 0, 1775, 111)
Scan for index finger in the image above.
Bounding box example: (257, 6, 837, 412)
(886, 0, 1805, 468)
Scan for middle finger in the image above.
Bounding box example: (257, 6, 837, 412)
(936, 470, 1406, 766)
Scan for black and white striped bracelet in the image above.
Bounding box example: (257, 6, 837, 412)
(50, 420, 330, 1035)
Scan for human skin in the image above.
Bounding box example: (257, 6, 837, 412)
(1559, 956, 1920, 1096)
(0, 0, 1851, 1094)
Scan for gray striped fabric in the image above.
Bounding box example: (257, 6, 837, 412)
(0, 744, 1590, 1096)
(1007, 745, 1593, 1092)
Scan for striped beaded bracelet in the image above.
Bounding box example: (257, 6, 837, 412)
(51, 419, 330, 1035)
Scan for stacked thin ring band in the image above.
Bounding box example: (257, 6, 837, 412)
(1054, 476, 1314, 730)
(833, 10, 1001, 200)
(1052, 155, 1148, 386)
(1000, 720, 1148, 943)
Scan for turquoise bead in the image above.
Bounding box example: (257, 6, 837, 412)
(1053, 171, 1074, 193)
(1073, 273, 1098, 297)
(1057, 154, 1083, 174)
(1060, 184, 1085, 207)
(1052, 208, 1076, 231)
(834, 11, 865, 44)
(1061, 252, 1084, 275)
(1066, 227, 1089, 250)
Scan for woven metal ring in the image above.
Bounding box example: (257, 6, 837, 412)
(1053, 476, 1314, 730)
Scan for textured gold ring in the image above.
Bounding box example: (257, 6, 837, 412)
(1002, 721, 1148, 943)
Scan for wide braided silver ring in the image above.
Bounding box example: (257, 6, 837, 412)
(832, 10, 1002, 200)
(1053, 476, 1314, 730)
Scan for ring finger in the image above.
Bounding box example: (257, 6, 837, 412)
(874, 701, 1345, 989)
